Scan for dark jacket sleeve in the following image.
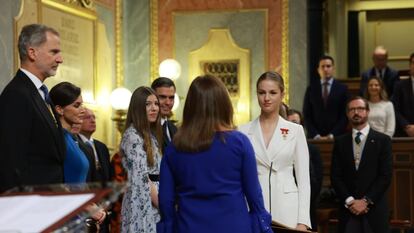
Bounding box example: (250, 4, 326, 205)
(330, 136, 350, 203)
(303, 86, 318, 138)
(331, 84, 349, 136)
(365, 134, 393, 204)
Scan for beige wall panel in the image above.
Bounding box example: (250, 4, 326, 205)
(375, 20, 414, 70)
(364, 11, 414, 71)
(94, 22, 116, 151)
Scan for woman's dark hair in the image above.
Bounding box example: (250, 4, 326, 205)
(173, 74, 234, 152)
(125, 86, 162, 167)
(50, 82, 81, 107)
(287, 109, 304, 125)
(151, 77, 176, 90)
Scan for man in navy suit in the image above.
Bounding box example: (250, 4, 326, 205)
(0, 24, 65, 192)
(151, 77, 178, 148)
(331, 96, 392, 233)
(392, 52, 414, 137)
(303, 55, 349, 139)
(360, 46, 399, 98)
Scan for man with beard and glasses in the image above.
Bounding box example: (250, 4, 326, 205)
(330, 96, 392, 233)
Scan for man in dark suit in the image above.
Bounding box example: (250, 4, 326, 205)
(392, 52, 414, 137)
(360, 46, 399, 98)
(151, 77, 178, 148)
(331, 96, 392, 233)
(78, 108, 113, 233)
(303, 55, 349, 139)
(0, 24, 65, 193)
(79, 108, 113, 183)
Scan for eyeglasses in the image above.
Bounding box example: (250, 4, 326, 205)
(348, 107, 366, 113)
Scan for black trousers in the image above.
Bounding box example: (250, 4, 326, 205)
(344, 215, 373, 233)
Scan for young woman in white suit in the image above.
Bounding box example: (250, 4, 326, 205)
(239, 71, 311, 231)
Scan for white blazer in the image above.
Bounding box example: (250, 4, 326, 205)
(239, 116, 311, 228)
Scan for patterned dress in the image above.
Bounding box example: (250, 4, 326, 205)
(120, 126, 161, 233)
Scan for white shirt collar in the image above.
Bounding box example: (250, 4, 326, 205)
(20, 68, 43, 89)
(352, 124, 370, 138)
(161, 117, 168, 125)
(79, 133, 93, 143)
(320, 77, 333, 85)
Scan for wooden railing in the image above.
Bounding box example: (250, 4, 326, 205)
(309, 138, 414, 232)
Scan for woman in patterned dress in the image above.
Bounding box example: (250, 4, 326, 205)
(120, 86, 163, 232)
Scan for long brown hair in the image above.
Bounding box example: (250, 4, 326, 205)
(173, 75, 234, 152)
(125, 86, 162, 167)
(256, 71, 286, 116)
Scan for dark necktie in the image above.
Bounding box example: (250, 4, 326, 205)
(322, 81, 329, 106)
(355, 131, 362, 144)
(40, 85, 52, 104)
(86, 140, 101, 170)
(163, 121, 170, 142)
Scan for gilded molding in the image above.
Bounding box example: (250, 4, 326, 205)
(115, 0, 123, 87)
(42, 0, 95, 14)
(150, 0, 159, 82)
(281, 0, 289, 103)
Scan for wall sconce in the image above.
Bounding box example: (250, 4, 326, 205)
(110, 87, 132, 134)
(159, 59, 181, 80)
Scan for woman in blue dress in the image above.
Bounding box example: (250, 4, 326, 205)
(157, 75, 272, 233)
(120, 86, 163, 232)
(50, 82, 106, 225)
(50, 82, 88, 183)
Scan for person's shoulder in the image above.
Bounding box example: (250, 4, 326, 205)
(369, 128, 391, 141)
(333, 78, 347, 89)
(94, 139, 109, 149)
(334, 132, 351, 143)
(395, 78, 411, 87)
(0, 76, 30, 98)
(361, 67, 373, 78)
(279, 117, 306, 137)
(122, 125, 143, 141)
(237, 119, 257, 134)
(383, 100, 394, 108)
(281, 117, 301, 129)
(386, 66, 399, 76)
(222, 129, 244, 138)
(220, 130, 250, 144)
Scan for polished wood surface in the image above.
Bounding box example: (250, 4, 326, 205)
(309, 138, 414, 231)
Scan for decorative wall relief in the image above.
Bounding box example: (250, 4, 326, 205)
(202, 61, 239, 97)
(189, 29, 250, 124)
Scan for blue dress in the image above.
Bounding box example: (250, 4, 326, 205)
(63, 129, 89, 183)
(157, 131, 272, 233)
